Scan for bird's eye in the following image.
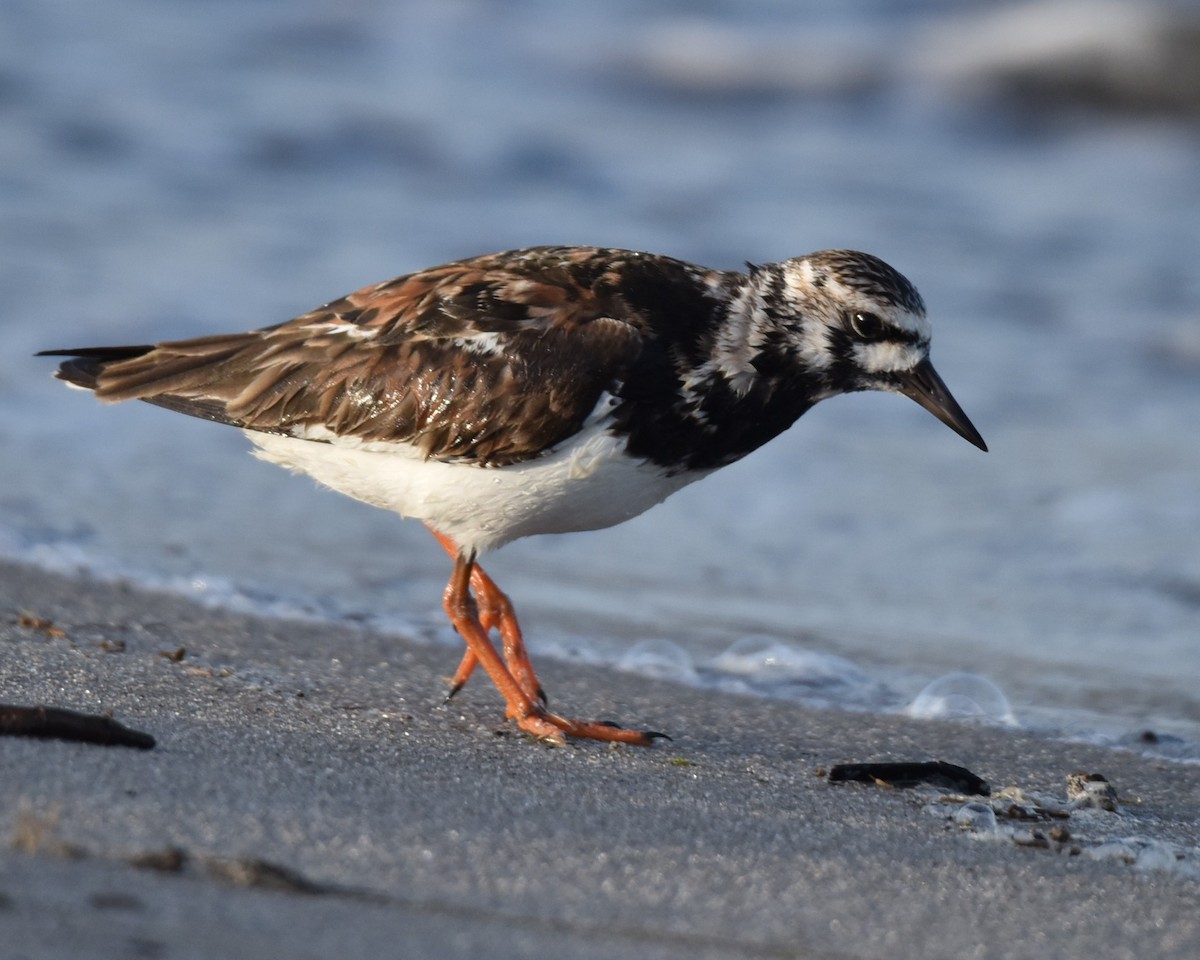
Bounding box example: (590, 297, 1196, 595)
(849, 311, 886, 340)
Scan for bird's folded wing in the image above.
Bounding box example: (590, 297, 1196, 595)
(47, 251, 647, 466)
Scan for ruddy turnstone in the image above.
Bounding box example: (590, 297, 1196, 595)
(41, 245, 986, 745)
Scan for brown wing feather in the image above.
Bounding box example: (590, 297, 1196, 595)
(81, 247, 650, 465)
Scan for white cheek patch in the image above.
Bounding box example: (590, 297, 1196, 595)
(855, 340, 924, 374)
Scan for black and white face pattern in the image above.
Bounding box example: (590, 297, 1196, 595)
(770, 249, 933, 399)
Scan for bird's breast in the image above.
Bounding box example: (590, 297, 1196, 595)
(246, 419, 707, 554)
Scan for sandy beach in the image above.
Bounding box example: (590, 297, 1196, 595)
(2, 558, 1198, 960)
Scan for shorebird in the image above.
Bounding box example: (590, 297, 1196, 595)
(41, 245, 986, 745)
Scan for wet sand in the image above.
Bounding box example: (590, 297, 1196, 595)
(2, 558, 1198, 960)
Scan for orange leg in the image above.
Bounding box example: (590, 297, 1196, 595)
(426, 527, 543, 704)
(467, 564, 547, 704)
(430, 528, 665, 746)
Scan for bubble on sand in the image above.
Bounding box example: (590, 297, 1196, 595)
(617, 639, 698, 684)
(704, 635, 877, 703)
(709, 636, 859, 681)
(954, 801, 1000, 834)
(906, 672, 1017, 726)
(1087, 839, 1182, 873)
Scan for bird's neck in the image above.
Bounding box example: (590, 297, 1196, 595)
(612, 266, 829, 473)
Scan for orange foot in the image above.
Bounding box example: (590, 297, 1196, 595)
(428, 526, 668, 746)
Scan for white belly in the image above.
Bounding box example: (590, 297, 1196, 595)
(247, 422, 706, 554)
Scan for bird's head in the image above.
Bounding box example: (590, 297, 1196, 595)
(759, 249, 987, 452)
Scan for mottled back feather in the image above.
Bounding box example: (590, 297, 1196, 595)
(45, 248, 684, 465)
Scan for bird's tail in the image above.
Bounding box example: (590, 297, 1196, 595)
(36, 345, 156, 392)
(37, 335, 279, 429)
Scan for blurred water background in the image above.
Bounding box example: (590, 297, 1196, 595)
(2, 0, 1198, 756)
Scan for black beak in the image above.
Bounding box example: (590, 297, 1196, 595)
(895, 358, 987, 452)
